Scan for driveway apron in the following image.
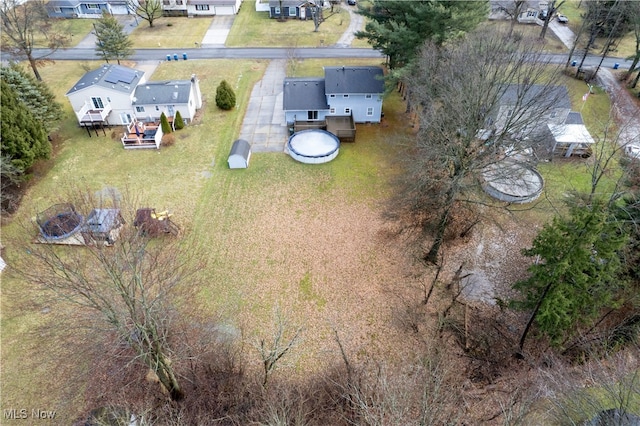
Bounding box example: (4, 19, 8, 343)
(238, 59, 288, 153)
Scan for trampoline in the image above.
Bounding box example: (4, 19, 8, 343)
(37, 203, 85, 241)
(287, 130, 340, 164)
(482, 160, 544, 204)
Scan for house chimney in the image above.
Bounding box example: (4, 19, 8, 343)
(191, 74, 203, 109)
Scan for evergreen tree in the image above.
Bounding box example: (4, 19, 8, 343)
(0, 64, 63, 128)
(160, 112, 172, 134)
(94, 11, 133, 65)
(215, 80, 236, 110)
(0, 80, 50, 172)
(174, 110, 185, 130)
(356, 0, 489, 69)
(512, 199, 627, 349)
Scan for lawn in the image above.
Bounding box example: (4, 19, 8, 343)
(0, 57, 402, 421)
(34, 18, 95, 48)
(226, 3, 350, 47)
(1, 52, 634, 423)
(128, 17, 213, 48)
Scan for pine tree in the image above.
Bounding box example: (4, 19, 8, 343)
(215, 80, 236, 110)
(0, 64, 63, 128)
(94, 11, 133, 65)
(1, 80, 50, 172)
(160, 112, 172, 134)
(174, 110, 185, 130)
(512, 199, 627, 348)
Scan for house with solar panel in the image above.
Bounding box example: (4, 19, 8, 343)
(66, 64, 202, 148)
(283, 66, 384, 141)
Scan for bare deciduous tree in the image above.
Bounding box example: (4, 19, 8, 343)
(128, 0, 163, 28)
(0, 0, 68, 80)
(388, 28, 563, 264)
(12, 189, 204, 401)
(257, 306, 302, 387)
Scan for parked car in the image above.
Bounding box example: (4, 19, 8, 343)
(624, 144, 640, 160)
(539, 9, 548, 20)
(557, 14, 569, 23)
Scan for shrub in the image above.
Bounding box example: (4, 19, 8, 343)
(161, 133, 176, 147)
(160, 112, 172, 134)
(174, 110, 185, 130)
(215, 80, 236, 110)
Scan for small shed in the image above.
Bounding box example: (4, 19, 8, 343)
(228, 139, 251, 169)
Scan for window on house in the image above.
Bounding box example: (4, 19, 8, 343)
(329, 94, 335, 98)
(274, 6, 280, 14)
(343, 94, 349, 98)
(307, 111, 318, 120)
(527, 10, 537, 17)
(289, 7, 296, 16)
(86, 3, 99, 8)
(195, 4, 209, 10)
(136, 106, 145, 113)
(163, 0, 169, 4)
(344, 108, 351, 115)
(330, 108, 335, 114)
(106, 97, 111, 102)
(91, 97, 104, 109)
(507, 109, 513, 117)
(155, 106, 160, 111)
(365, 94, 372, 99)
(176, 0, 183, 4)
(53, 6, 61, 12)
(366, 107, 373, 116)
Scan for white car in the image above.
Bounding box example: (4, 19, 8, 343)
(624, 144, 640, 159)
(557, 14, 569, 23)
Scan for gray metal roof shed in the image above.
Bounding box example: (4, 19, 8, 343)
(228, 139, 251, 169)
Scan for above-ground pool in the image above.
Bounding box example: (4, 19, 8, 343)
(482, 160, 544, 203)
(287, 130, 340, 164)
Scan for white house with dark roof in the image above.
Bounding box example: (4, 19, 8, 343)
(46, 0, 136, 17)
(162, 0, 241, 16)
(283, 66, 384, 126)
(66, 64, 202, 129)
(66, 64, 146, 127)
(132, 76, 202, 123)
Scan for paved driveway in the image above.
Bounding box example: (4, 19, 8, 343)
(238, 59, 289, 152)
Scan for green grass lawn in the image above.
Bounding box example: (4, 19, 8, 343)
(226, 3, 350, 47)
(34, 18, 95, 48)
(128, 17, 213, 48)
(0, 57, 397, 421)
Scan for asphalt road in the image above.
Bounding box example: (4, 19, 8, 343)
(11, 48, 631, 71)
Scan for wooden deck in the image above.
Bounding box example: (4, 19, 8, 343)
(121, 121, 163, 149)
(326, 115, 356, 142)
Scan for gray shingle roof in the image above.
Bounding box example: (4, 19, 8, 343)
(500, 84, 571, 109)
(283, 78, 329, 111)
(564, 111, 584, 125)
(66, 65, 144, 96)
(132, 80, 192, 105)
(47, 0, 81, 7)
(268, 0, 306, 7)
(324, 66, 384, 95)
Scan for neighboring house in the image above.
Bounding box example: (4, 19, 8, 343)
(283, 66, 384, 125)
(46, 0, 136, 17)
(66, 64, 202, 135)
(268, 0, 314, 19)
(489, 0, 547, 24)
(494, 84, 571, 135)
(162, 0, 242, 16)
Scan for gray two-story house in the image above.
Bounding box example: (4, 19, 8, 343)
(284, 66, 384, 126)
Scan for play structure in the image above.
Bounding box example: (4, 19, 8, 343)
(287, 129, 340, 164)
(133, 208, 179, 237)
(36, 204, 125, 246)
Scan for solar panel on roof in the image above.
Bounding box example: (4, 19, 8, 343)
(104, 68, 137, 84)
